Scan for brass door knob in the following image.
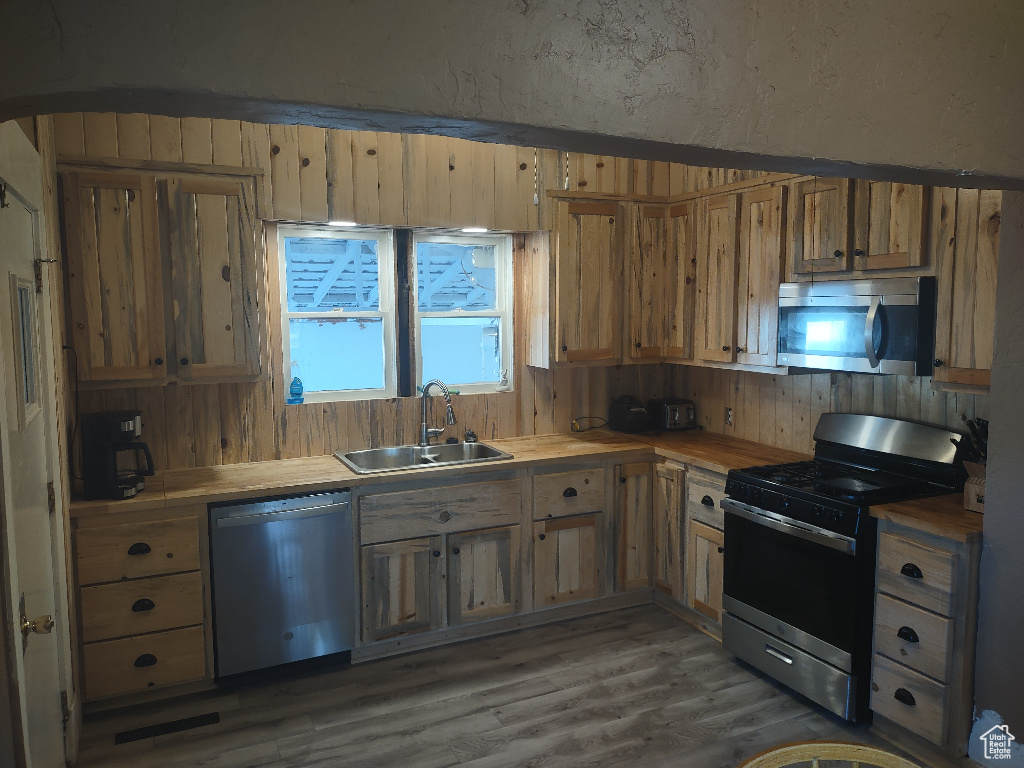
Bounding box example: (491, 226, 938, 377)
(21, 614, 54, 642)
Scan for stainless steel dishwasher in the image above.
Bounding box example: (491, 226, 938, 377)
(209, 490, 353, 677)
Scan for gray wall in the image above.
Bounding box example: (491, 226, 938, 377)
(2, 0, 1022, 739)
(2, 1, 1024, 188)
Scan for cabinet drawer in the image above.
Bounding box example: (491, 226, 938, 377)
(871, 653, 947, 745)
(83, 625, 205, 700)
(532, 468, 606, 520)
(79, 572, 204, 643)
(686, 477, 726, 530)
(76, 516, 200, 585)
(873, 593, 953, 683)
(360, 479, 522, 544)
(877, 532, 957, 615)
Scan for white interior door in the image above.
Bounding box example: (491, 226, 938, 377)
(0, 121, 72, 767)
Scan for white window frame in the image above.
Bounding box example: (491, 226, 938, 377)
(412, 232, 514, 395)
(277, 224, 397, 402)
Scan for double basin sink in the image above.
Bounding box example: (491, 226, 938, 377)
(336, 441, 513, 474)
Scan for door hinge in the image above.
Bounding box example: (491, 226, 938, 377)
(47, 481, 56, 515)
(60, 690, 71, 729)
(34, 258, 59, 294)
(0, 182, 8, 209)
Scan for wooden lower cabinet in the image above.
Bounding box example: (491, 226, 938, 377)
(652, 462, 684, 601)
(533, 514, 605, 607)
(83, 626, 205, 701)
(687, 520, 724, 624)
(447, 526, 522, 625)
(616, 462, 652, 591)
(360, 537, 442, 642)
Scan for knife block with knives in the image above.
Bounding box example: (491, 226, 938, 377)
(962, 417, 988, 513)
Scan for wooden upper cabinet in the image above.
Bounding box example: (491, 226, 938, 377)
(626, 205, 668, 360)
(695, 194, 740, 363)
(736, 186, 785, 367)
(665, 201, 697, 362)
(555, 200, 621, 363)
(790, 177, 852, 275)
(162, 176, 263, 381)
(62, 171, 167, 383)
(61, 166, 265, 387)
(853, 181, 929, 271)
(933, 188, 1001, 388)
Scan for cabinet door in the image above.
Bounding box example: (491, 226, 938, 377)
(163, 176, 263, 381)
(62, 171, 167, 383)
(653, 463, 684, 601)
(533, 514, 604, 607)
(616, 462, 652, 591)
(696, 194, 740, 363)
(626, 205, 667, 360)
(790, 177, 851, 275)
(736, 186, 785, 367)
(447, 526, 522, 625)
(853, 181, 929, 271)
(665, 201, 696, 361)
(933, 188, 1001, 388)
(361, 537, 442, 642)
(687, 520, 724, 624)
(555, 201, 620, 363)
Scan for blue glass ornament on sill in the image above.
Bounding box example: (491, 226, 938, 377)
(286, 376, 304, 405)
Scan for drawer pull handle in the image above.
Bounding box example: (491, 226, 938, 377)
(897, 626, 919, 644)
(563, 487, 578, 498)
(978, 495, 985, 504)
(127, 542, 152, 556)
(133, 654, 158, 668)
(900, 563, 923, 579)
(131, 599, 156, 613)
(764, 645, 793, 665)
(717, 546, 724, 554)
(894, 688, 916, 706)
(701, 495, 714, 507)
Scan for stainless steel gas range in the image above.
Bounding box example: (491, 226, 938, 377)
(720, 414, 967, 722)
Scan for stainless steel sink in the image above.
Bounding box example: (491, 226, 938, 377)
(335, 442, 513, 474)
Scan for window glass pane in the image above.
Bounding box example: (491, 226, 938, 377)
(289, 317, 384, 392)
(420, 316, 502, 386)
(416, 242, 496, 311)
(284, 236, 380, 311)
(17, 285, 35, 405)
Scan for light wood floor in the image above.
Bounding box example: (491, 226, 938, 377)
(77, 605, 900, 768)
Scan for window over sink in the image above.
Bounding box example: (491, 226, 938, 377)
(277, 225, 513, 402)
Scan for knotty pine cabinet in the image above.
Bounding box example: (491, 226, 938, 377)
(789, 177, 852, 275)
(932, 188, 1001, 389)
(360, 537, 442, 642)
(852, 181, 929, 271)
(664, 201, 698, 362)
(695, 194, 741, 363)
(616, 462, 653, 591)
(652, 461, 685, 601)
(625, 205, 669, 360)
(61, 166, 265, 387)
(684, 469, 727, 634)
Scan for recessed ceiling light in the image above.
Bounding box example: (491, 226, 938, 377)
(328, 220, 358, 227)
(461, 227, 489, 233)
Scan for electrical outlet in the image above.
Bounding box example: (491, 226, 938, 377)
(725, 407, 733, 427)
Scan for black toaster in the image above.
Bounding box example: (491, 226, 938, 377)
(646, 399, 697, 430)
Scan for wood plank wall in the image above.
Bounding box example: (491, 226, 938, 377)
(677, 368, 989, 455)
(53, 112, 731, 472)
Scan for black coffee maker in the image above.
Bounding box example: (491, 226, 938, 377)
(81, 410, 155, 500)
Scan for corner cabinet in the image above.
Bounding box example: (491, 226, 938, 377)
(652, 461, 685, 601)
(625, 205, 669, 361)
(695, 194, 741, 363)
(61, 166, 266, 387)
(616, 462, 653, 591)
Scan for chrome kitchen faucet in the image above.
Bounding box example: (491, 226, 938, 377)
(419, 380, 457, 446)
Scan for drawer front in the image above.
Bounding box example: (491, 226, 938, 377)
(360, 479, 522, 544)
(83, 625, 206, 700)
(76, 516, 201, 585)
(871, 653, 948, 745)
(532, 468, 606, 520)
(686, 478, 726, 530)
(873, 593, 954, 682)
(877, 532, 957, 615)
(79, 572, 204, 643)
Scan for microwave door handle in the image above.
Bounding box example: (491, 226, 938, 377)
(864, 297, 881, 369)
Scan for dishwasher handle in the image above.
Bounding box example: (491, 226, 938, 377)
(214, 501, 349, 529)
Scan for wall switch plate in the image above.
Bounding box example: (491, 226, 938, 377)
(725, 407, 733, 427)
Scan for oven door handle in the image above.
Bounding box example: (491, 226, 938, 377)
(721, 499, 857, 555)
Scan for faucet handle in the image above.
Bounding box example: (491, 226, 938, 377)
(446, 404, 457, 425)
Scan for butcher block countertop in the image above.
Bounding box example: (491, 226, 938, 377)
(870, 493, 984, 542)
(69, 429, 983, 540)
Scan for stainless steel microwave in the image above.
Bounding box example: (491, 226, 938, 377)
(777, 277, 935, 375)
